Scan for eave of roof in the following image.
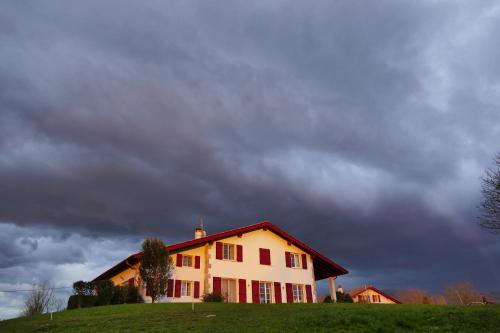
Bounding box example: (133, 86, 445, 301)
(93, 220, 348, 282)
(348, 285, 401, 304)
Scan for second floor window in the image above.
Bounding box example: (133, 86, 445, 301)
(223, 243, 235, 260)
(290, 253, 301, 268)
(182, 255, 193, 267)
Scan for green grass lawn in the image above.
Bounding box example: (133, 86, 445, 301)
(1, 303, 499, 333)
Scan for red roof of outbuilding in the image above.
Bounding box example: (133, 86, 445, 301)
(348, 285, 401, 304)
(93, 220, 348, 281)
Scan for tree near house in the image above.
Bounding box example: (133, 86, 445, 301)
(139, 237, 173, 303)
(478, 153, 500, 233)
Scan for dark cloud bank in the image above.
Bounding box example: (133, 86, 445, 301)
(1, 0, 500, 318)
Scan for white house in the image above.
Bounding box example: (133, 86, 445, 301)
(93, 221, 348, 304)
(347, 285, 401, 304)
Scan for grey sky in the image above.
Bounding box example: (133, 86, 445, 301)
(1, 0, 500, 319)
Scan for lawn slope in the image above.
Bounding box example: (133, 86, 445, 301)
(1, 303, 499, 333)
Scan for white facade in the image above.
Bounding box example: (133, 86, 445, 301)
(104, 222, 347, 304)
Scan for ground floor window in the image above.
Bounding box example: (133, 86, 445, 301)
(372, 295, 381, 303)
(292, 284, 304, 303)
(181, 281, 192, 296)
(260, 282, 272, 304)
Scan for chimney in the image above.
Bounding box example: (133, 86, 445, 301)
(337, 284, 344, 294)
(194, 227, 206, 239)
(194, 218, 207, 239)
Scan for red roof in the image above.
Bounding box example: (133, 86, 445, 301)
(348, 285, 401, 304)
(93, 221, 348, 281)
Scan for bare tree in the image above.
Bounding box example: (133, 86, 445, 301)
(139, 237, 173, 303)
(444, 282, 481, 305)
(395, 288, 430, 304)
(478, 153, 500, 233)
(22, 282, 55, 316)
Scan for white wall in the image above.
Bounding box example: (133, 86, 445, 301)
(207, 229, 317, 303)
(110, 228, 319, 303)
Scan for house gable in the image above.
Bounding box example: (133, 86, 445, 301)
(93, 221, 348, 282)
(348, 286, 401, 304)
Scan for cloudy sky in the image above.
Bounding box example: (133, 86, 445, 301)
(1, 0, 500, 318)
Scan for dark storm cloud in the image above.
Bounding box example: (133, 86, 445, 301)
(1, 0, 500, 316)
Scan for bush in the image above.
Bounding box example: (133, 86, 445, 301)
(67, 295, 98, 309)
(73, 281, 94, 296)
(109, 285, 141, 304)
(95, 280, 114, 306)
(337, 292, 353, 303)
(323, 293, 353, 303)
(69, 280, 142, 309)
(126, 286, 141, 303)
(202, 292, 224, 302)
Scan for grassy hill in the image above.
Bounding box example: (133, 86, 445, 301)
(1, 303, 499, 333)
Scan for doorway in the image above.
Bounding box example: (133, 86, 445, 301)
(221, 278, 237, 303)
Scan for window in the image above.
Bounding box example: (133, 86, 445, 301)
(182, 255, 193, 267)
(223, 243, 235, 260)
(181, 281, 192, 296)
(372, 295, 381, 303)
(292, 284, 304, 303)
(358, 295, 370, 303)
(260, 282, 272, 304)
(290, 253, 301, 268)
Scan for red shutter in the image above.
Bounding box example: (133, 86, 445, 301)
(251, 280, 260, 304)
(146, 279, 152, 296)
(213, 277, 222, 295)
(167, 279, 174, 297)
(238, 279, 247, 303)
(194, 281, 200, 298)
(305, 285, 313, 303)
(260, 248, 271, 265)
(128, 278, 135, 287)
(301, 254, 307, 269)
(285, 283, 293, 303)
(237, 245, 243, 262)
(274, 282, 282, 304)
(285, 252, 291, 267)
(174, 280, 181, 298)
(216, 242, 223, 260)
(176, 253, 183, 267)
(195, 255, 201, 269)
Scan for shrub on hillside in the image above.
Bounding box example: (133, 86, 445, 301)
(67, 295, 98, 309)
(95, 280, 115, 306)
(323, 292, 353, 303)
(69, 279, 142, 309)
(110, 285, 141, 304)
(73, 281, 95, 296)
(202, 292, 224, 302)
(337, 292, 353, 303)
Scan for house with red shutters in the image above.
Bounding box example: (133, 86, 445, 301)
(348, 285, 401, 304)
(93, 221, 348, 304)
